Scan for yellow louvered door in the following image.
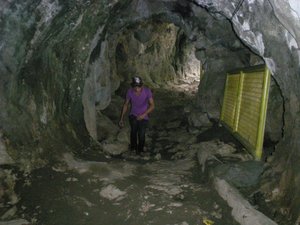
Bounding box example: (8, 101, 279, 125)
(220, 65, 270, 159)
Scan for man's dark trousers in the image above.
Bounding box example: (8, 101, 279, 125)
(129, 115, 148, 154)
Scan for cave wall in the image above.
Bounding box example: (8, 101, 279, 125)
(197, 0, 300, 219)
(174, 0, 300, 220)
(1, 0, 300, 221)
(113, 21, 201, 87)
(0, 0, 125, 167)
(115, 22, 179, 86)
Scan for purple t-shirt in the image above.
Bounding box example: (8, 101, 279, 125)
(126, 87, 153, 120)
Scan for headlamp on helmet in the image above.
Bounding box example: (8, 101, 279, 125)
(131, 76, 143, 87)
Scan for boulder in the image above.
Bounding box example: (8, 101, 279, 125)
(213, 161, 264, 188)
(188, 111, 212, 128)
(102, 142, 128, 156)
(96, 112, 119, 142)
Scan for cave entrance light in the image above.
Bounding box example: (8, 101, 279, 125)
(114, 21, 201, 93)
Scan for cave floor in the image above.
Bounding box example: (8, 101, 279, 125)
(15, 156, 239, 225)
(10, 84, 244, 225)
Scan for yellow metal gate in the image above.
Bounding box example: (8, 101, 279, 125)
(220, 65, 271, 159)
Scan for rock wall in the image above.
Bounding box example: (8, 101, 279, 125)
(114, 22, 179, 86)
(0, 0, 300, 221)
(193, 0, 300, 220)
(0, 0, 123, 168)
(112, 21, 201, 87)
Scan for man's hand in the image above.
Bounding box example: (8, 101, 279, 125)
(119, 99, 130, 128)
(137, 113, 146, 121)
(118, 119, 124, 128)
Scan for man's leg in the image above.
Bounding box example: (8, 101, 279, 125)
(129, 115, 138, 151)
(137, 120, 148, 154)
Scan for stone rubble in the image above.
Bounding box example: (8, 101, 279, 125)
(100, 184, 127, 201)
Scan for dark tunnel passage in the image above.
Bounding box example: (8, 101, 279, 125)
(0, 1, 300, 225)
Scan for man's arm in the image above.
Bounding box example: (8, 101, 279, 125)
(119, 99, 130, 127)
(137, 97, 155, 120)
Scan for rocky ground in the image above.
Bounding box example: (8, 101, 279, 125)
(0, 81, 283, 225)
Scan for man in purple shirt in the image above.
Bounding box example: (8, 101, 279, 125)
(119, 76, 155, 154)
